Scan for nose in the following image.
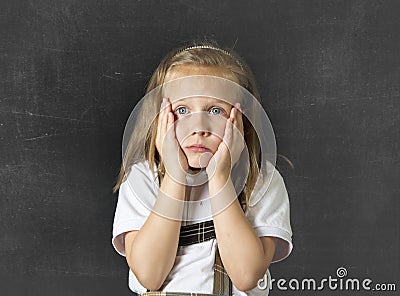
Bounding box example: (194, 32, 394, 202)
(189, 112, 211, 136)
(192, 129, 210, 136)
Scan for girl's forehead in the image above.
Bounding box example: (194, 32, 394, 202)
(162, 74, 244, 106)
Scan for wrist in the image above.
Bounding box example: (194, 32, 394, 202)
(208, 173, 232, 195)
(206, 160, 232, 182)
(161, 174, 186, 197)
(209, 177, 237, 215)
(208, 170, 230, 185)
(155, 173, 187, 220)
(164, 170, 187, 186)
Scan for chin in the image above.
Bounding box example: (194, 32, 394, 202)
(188, 154, 212, 169)
(188, 160, 207, 169)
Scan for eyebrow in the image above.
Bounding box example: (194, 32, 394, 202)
(172, 97, 232, 107)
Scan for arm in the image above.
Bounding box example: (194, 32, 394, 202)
(125, 173, 185, 291)
(125, 99, 188, 290)
(207, 105, 276, 291)
(125, 98, 188, 290)
(210, 176, 276, 292)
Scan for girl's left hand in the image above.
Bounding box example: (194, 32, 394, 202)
(206, 103, 245, 180)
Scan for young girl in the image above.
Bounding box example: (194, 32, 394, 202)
(112, 42, 293, 296)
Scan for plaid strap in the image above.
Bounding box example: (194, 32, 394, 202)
(213, 248, 232, 296)
(179, 220, 216, 246)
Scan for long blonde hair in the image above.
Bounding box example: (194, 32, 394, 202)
(114, 41, 262, 207)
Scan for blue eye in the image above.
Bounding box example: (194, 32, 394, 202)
(209, 107, 224, 115)
(176, 107, 188, 115)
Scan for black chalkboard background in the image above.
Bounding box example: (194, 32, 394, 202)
(1, 0, 399, 295)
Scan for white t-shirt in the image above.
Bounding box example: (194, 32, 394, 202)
(112, 161, 293, 295)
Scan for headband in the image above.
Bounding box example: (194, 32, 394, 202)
(173, 45, 244, 69)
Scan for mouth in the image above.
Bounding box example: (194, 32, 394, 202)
(185, 144, 211, 153)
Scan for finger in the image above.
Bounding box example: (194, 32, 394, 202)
(165, 98, 179, 148)
(229, 104, 243, 137)
(234, 103, 244, 136)
(166, 99, 175, 132)
(223, 113, 234, 144)
(230, 105, 244, 152)
(157, 98, 169, 149)
(229, 106, 236, 122)
(156, 99, 165, 147)
(162, 98, 171, 131)
(158, 98, 167, 124)
(167, 110, 175, 130)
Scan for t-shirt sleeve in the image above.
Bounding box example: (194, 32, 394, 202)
(245, 164, 293, 263)
(111, 162, 158, 256)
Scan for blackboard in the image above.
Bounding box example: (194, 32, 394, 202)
(1, 0, 399, 295)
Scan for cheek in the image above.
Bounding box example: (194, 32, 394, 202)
(207, 115, 226, 137)
(174, 120, 186, 144)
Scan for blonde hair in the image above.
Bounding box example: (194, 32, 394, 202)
(114, 41, 262, 207)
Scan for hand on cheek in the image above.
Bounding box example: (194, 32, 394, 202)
(206, 103, 244, 180)
(155, 98, 189, 181)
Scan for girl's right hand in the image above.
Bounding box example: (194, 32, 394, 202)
(155, 98, 189, 182)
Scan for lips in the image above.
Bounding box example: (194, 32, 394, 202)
(185, 144, 211, 152)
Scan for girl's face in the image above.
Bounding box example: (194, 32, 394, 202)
(165, 65, 235, 169)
